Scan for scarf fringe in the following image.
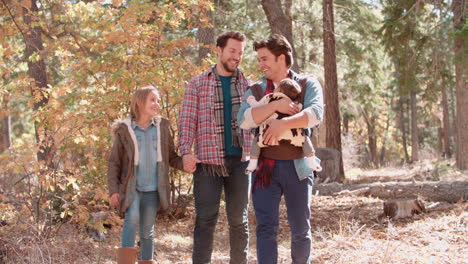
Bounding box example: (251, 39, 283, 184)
(200, 163, 229, 177)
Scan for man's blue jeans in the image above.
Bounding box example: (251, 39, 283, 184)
(121, 191, 158, 260)
(252, 160, 313, 264)
(192, 156, 250, 264)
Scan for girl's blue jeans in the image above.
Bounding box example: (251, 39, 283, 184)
(121, 190, 159, 260)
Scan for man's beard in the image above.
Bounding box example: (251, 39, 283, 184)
(221, 60, 237, 73)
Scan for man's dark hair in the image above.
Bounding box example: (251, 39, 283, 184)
(253, 34, 293, 67)
(216, 31, 246, 49)
(277, 79, 301, 101)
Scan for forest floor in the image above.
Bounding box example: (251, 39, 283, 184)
(1, 160, 467, 264)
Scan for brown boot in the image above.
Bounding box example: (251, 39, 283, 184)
(137, 261, 156, 264)
(117, 247, 137, 264)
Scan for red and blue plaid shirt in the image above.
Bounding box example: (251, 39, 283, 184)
(178, 66, 252, 166)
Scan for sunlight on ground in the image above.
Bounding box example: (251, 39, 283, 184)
(160, 233, 192, 247)
(313, 204, 467, 264)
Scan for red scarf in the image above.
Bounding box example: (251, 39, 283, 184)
(253, 74, 291, 190)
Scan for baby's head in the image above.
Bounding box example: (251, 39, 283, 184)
(274, 79, 301, 101)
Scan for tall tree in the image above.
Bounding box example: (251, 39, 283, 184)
(452, 0, 468, 169)
(1, 92, 11, 153)
(398, 97, 410, 163)
(198, 0, 215, 62)
(410, 91, 419, 162)
(381, 0, 427, 163)
(441, 84, 451, 158)
(323, 0, 344, 181)
(5, 0, 55, 166)
(261, 0, 299, 72)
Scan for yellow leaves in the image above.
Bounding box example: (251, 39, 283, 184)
(2, 43, 13, 59)
(112, 0, 124, 7)
(72, 204, 89, 225)
(0, 194, 9, 203)
(104, 30, 130, 45)
(51, 86, 72, 98)
(67, 177, 80, 191)
(73, 136, 86, 144)
(93, 187, 108, 202)
(21, 0, 32, 9)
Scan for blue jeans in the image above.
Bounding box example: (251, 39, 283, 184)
(192, 156, 250, 264)
(121, 191, 159, 260)
(252, 160, 313, 264)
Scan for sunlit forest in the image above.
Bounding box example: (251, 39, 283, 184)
(0, 0, 467, 263)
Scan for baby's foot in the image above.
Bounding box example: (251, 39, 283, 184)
(307, 156, 322, 172)
(245, 159, 258, 174)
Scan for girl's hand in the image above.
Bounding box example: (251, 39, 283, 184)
(183, 154, 200, 173)
(109, 193, 120, 207)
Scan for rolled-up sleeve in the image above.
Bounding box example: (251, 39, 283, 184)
(237, 88, 259, 130)
(302, 77, 324, 128)
(178, 80, 198, 156)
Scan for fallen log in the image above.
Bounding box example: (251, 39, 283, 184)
(314, 181, 468, 203)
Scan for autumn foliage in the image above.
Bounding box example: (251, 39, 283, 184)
(0, 0, 213, 249)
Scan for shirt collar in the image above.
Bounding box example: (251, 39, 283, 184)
(131, 119, 156, 130)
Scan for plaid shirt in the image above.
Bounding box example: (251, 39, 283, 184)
(178, 66, 252, 165)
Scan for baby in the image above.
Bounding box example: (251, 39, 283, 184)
(245, 79, 322, 174)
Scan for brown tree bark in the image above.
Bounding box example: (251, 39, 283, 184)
(365, 114, 379, 167)
(314, 181, 468, 203)
(198, 1, 214, 63)
(441, 84, 451, 158)
(410, 91, 419, 162)
(261, 0, 299, 72)
(398, 96, 410, 163)
(379, 112, 391, 166)
(22, 0, 54, 166)
(452, 0, 468, 170)
(1, 93, 11, 153)
(323, 0, 344, 181)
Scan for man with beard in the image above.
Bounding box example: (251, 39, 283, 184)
(178, 31, 252, 264)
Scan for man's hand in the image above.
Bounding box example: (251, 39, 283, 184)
(273, 98, 300, 116)
(109, 193, 120, 207)
(263, 119, 287, 145)
(183, 154, 201, 173)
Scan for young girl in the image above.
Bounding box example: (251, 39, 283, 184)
(107, 86, 191, 264)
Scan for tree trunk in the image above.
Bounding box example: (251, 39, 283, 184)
(314, 181, 468, 203)
(379, 112, 391, 166)
(322, 0, 344, 181)
(410, 91, 419, 162)
(450, 75, 457, 156)
(365, 115, 379, 167)
(398, 96, 410, 163)
(343, 114, 349, 135)
(452, 0, 468, 170)
(442, 85, 451, 158)
(198, 1, 214, 63)
(23, 0, 53, 166)
(0, 93, 11, 153)
(261, 0, 299, 72)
